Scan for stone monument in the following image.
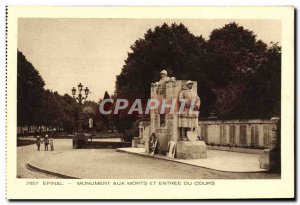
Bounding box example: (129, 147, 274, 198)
(134, 70, 207, 159)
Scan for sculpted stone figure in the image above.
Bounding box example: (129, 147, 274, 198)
(157, 70, 170, 84)
(153, 70, 175, 95)
(178, 80, 201, 141)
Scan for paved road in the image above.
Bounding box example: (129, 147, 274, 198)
(17, 139, 280, 179)
(17, 139, 72, 178)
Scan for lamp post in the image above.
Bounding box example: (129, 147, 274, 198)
(89, 117, 94, 142)
(71, 83, 89, 149)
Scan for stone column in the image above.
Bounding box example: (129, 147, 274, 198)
(259, 117, 280, 172)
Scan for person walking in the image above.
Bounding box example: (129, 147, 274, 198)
(35, 136, 42, 151)
(49, 137, 54, 151)
(44, 134, 49, 151)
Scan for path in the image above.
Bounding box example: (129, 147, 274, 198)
(17, 139, 280, 179)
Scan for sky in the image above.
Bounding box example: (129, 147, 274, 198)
(18, 19, 281, 102)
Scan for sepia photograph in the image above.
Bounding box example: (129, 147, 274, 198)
(6, 6, 294, 199)
(16, 18, 282, 179)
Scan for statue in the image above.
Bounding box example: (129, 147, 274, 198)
(157, 70, 170, 84)
(178, 80, 201, 141)
(138, 71, 207, 159)
(153, 70, 175, 95)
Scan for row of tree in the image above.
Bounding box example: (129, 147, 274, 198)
(115, 22, 281, 133)
(18, 22, 281, 140)
(17, 51, 107, 133)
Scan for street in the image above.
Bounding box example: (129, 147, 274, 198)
(17, 139, 280, 179)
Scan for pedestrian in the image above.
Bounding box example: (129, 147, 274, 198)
(49, 137, 54, 151)
(35, 136, 42, 151)
(44, 134, 49, 151)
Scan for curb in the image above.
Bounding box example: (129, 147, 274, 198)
(116, 149, 268, 173)
(26, 163, 80, 179)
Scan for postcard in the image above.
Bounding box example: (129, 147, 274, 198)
(6, 6, 294, 199)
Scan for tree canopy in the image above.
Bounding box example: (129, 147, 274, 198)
(207, 23, 281, 118)
(17, 22, 281, 137)
(17, 51, 101, 133)
(17, 51, 45, 126)
(115, 22, 281, 126)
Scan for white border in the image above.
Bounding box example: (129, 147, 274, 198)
(2, 3, 293, 202)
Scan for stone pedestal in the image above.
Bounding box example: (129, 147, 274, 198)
(132, 137, 145, 148)
(259, 117, 280, 172)
(259, 149, 270, 169)
(176, 141, 207, 159)
(132, 137, 141, 148)
(259, 149, 280, 171)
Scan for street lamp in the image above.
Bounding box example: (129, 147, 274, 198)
(71, 83, 89, 149)
(72, 87, 76, 96)
(89, 117, 94, 142)
(78, 83, 83, 91)
(84, 87, 89, 97)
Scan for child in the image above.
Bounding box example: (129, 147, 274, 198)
(49, 137, 54, 151)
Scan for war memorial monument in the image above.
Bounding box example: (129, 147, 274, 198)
(133, 70, 280, 171)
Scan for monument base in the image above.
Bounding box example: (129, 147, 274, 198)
(259, 149, 281, 172)
(132, 137, 142, 148)
(176, 141, 207, 159)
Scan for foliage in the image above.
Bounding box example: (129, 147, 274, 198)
(17, 22, 281, 138)
(207, 23, 281, 118)
(98, 91, 111, 131)
(115, 22, 281, 137)
(116, 23, 213, 133)
(82, 100, 99, 130)
(17, 51, 45, 126)
(17, 51, 94, 133)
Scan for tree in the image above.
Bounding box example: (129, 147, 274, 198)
(82, 100, 99, 130)
(17, 50, 99, 134)
(17, 51, 45, 127)
(116, 23, 214, 134)
(107, 93, 118, 132)
(114, 22, 281, 139)
(117, 23, 209, 99)
(98, 91, 112, 131)
(60, 94, 78, 133)
(235, 42, 281, 118)
(207, 23, 281, 118)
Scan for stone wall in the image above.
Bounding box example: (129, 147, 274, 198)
(139, 117, 279, 151)
(198, 118, 278, 149)
(138, 121, 150, 152)
(85, 141, 132, 149)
